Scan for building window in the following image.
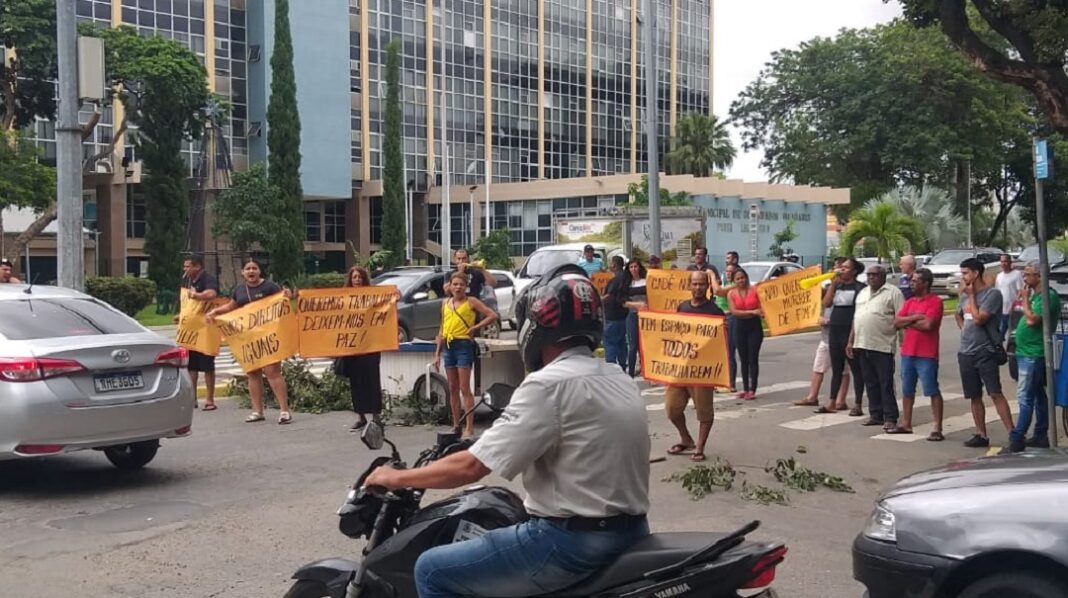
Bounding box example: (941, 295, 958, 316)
(305, 206, 322, 242)
(126, 191, 147, 238)
(369, 197, 383, 245)
(325, 201, 346, 243)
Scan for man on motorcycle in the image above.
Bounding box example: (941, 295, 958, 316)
(365, 264, 651, 597)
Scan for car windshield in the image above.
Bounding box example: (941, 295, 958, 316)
(1017, 244, 1065, 265)
(521, 249, 583, 278)
(742, 265, 771, 282)
(372, 272, 424, 296)
(928, 250, 974, 265)
(0, 298, 144, 340)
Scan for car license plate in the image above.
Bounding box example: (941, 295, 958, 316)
(93, 371, 145, 393)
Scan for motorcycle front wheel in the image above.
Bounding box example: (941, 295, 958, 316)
(283, 580, 330, 598)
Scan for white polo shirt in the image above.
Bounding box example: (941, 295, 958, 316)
(852, 284, 905, 354)
(470, 346, 651, 518)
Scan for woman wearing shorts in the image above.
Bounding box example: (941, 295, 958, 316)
(206, 258, 294, 424)
(434, 272, 497, 437)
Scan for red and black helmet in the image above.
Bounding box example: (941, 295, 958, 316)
(515, 264, 603, 372)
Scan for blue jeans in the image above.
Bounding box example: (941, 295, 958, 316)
(998, 314, 1010, 340)
(901, 356, 940, 398)
(415, 516, 649, 598)
(603, 318, 628, 371)
(1011, 356, 1049, 443)
(726, 315, 738, 389)
(626, 311, 640, 376)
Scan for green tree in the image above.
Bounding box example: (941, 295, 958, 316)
(729, 20, 1031, 208)
(214, 163, 300, 263)
(86, 26, 210, 291)
(627, 175, 692, 206)
(897, 0, 1068, 135)
(880, 185, 966, 252)
(472, 228, 514, 270)
(666, 113, 736, 177)
(840, 200, 924, 262)
(768, 220, 799, 259)
(380, 39, 406, 268)
(0, 0, 57, 132)
(266, 0, 304, 282)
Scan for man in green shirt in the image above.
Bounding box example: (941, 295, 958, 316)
(1005, 263, 1061, 453)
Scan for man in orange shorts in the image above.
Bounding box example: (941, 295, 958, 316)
(665, 271, 724, 462)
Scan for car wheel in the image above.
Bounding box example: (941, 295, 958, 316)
(103, 440, 159, 470)
(482, 319, 501, 339)
(398, 325, 411, 343)
(508, 319, 517, 330)
(959, 572, 1068, 598)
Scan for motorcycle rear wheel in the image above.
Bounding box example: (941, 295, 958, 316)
(283, 580, 330, 598)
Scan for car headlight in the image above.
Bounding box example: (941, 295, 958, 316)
(864, 504, 897, 542)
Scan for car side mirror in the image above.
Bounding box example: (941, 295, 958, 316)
(411, 291, 429, 302)
(361, 421, 385, 450)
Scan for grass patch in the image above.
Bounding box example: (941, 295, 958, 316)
(943, 297, 959, 314)
(135, 303, 177, 327)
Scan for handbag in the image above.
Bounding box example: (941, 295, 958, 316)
(446, 300, 482, 357)
(979, 320, 1009, 366)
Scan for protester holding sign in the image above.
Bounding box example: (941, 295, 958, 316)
(180, 255, 220, 411)
(602, 256, 629, 371)
(434, 272, 498, 438)
(206, 258, 294, 425)
(728, 268, 764, 400)
(623, 258, 649, 377)
(717, 263, 738, 392)
(338, 266, 386, 432)
(665, 271, 725, 462)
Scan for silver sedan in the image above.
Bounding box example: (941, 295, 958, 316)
(0, 284, 194, 469)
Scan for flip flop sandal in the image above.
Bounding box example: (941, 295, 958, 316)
(245, 412, 265, 423)
(202, 403, 218, 412)
(848, 407, 865, 417)
(667, 443, 695, 455)
(794, 399, 820, 407)
(886, 427, 913, 434)
(814, 406, 837, 414)
(927, 432, 945, 442)
(690, 453, 706, 462)
(278, 411, 293, 425)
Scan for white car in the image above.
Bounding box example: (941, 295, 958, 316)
(515, 243, 627, 293)
(738, 261, 805, 283)
(925, 248, 1002, 296)
(487, 270, 519, 329)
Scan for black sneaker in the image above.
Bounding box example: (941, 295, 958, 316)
(998, 440, 1025, 455)
(349, 419, 368, 432)
(1027, 436, 1051, 449)
(963, 434, 990, 448)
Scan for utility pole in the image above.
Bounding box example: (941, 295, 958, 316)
(437, 2, 451, 265)
(56, 0, 84, 290)
(642, 0, 660, 257)
(1033, 138, 1058, 448)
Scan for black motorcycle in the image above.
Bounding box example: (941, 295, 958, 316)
(285, 399, 786, 598)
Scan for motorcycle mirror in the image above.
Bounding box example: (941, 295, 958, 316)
(482, 383, 515, 412)
(361, 421, 386, 451)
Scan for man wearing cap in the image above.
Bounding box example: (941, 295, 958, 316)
(576, 244, 604, 277)
(0, 259, 22, 283)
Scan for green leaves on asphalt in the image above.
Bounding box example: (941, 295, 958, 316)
(767, 457, 855, 494)
(739, 482, 789, 506)
(664, 456, 853, 504)
(664, 459, 737, 500)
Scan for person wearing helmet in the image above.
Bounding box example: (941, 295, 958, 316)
(365, 264, 651, 597)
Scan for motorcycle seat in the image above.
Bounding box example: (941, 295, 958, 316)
(552, 532, 730, 596)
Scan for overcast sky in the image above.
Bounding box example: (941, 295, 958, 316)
(714, 0, 902, 182)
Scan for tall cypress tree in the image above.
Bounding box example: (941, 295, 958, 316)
(266, 0, 304, 281)
(380, 39, 406, 267)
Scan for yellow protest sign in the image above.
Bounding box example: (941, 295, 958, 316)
(297, 286, 400, 358)
(638, 310, 730, 387)
(591, 272, 614, 296)
(216, 293, 298, 373)
(175, 288, 227, 356)
(756, 265, 824, 336)
(646, 269, 698, 312)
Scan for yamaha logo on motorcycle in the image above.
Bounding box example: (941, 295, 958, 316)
(284, 415, 787, 598)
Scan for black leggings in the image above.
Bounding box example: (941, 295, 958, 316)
(828, 325, 864, 405)
(735, 318, 764, 392)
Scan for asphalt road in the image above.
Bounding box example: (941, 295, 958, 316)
(0, 319, 1039, 598)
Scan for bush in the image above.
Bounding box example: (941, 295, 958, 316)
(292, 272, 347, 289)
(86, 276, 157, 316)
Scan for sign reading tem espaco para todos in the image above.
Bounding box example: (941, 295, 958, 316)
(638, 311, 730, 388)
(296, 286, 400, 358)
(216, 293, 299, 373)
(756, 265, 823, 336)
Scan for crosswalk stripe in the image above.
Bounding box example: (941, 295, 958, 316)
(779, 393, 965, 431)
(872, 401, 1019, 443)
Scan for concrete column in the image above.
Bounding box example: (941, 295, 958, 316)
(95, 182, 127, 276)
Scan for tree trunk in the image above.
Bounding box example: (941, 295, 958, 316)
(3, 203, 58, 278)
(988, 197, 1018, 249)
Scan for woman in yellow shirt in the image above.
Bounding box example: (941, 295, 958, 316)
(434, 271, 497, 437)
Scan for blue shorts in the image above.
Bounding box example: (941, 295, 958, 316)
(442, 340, 476, 369)
(901, 355, 940, 398)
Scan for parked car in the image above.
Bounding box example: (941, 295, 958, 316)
(738, 261, 805, 283)
(856, 258, 898, 286)
(486, 269, 518, 329)
(0, 284, 194, 469)
(853, 451, 1068, 598)
(1015, 243, 1066, 268)
(373, 267, 502, 342)
(925, 247, 1002, 296)
(515, 243, 626, 292)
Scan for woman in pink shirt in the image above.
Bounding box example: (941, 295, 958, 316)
(728, 268, 764, 400)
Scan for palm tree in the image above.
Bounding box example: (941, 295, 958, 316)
(666, 113, 736, 177)
(840, 200, 924, 262)
(879, 186, 965, 253)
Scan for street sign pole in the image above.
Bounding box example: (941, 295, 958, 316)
(1033, 138, 1057, 448)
